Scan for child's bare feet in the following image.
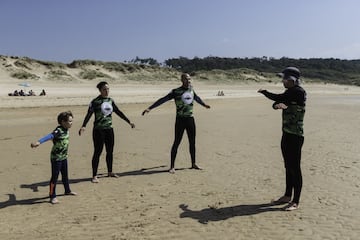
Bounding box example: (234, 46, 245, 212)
(50, 198, 59, 204)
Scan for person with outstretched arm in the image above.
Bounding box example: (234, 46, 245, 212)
(258, 67, 306, 211)
(79, 81, 135, 183)
(31, 111, 77, 204)
(142, 73, 210, 174)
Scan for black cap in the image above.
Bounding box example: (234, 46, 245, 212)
(277, 67, 300, 81)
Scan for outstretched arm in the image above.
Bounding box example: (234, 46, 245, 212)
(258, 89, 288, 110)
(142, 92, 173, 115)
(31, 133, 54, 148)
(258, 89, 286, 102)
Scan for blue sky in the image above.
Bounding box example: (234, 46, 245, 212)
(1, 0, 360, 63)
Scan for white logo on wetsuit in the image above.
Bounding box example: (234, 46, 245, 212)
(181, 91, 194, 105)
(101, 102, 113, 116)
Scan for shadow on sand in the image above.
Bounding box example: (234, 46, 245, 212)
(1, 165, 175, 208)
(179, 202, 285, 224)
(20, 165, 172, 192)
(0, 194, 54, 208)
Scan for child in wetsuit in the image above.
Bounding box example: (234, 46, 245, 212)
(31, 111, 77, 204)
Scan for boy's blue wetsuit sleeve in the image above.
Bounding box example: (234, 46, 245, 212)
(38, 133, 54, 144)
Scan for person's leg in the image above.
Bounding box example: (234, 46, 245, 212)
(92, 129, 105, 180)
(185, 117, 200, 169)
(49, 161, 61, 203)
(60, 159, 71, 193)
(104, 129, 116, 177)
(283, 134, 304, 211)
(281, 133, 293, 199)
(170, 118, 186, 171)
(290, 135, 304, 205)
(60, 159, 77, 196)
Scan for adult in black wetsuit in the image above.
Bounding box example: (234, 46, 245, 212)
(258, 67, 306, 211)
(142, 73, 211, 174)
(79, 81, 135, 183)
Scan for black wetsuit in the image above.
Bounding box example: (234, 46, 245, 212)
(148, 86, 207, 168)
(260, 85, 306, 204)
(81, 95, 131, 177)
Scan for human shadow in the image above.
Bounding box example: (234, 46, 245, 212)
(20, 165, 177, 193)
(115, 165, 187, 177)
(0, 194, 49, 209)
(20, 177, 92, 192)
(179, 202, 285, 224)
(9, 165, 182, 209)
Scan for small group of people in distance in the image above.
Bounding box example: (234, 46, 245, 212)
(217, 90, 225, 96)
(8, 89, 46, 96)
(30, 67, 306, 212)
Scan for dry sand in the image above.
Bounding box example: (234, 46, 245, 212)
(0, 81, 360, 240)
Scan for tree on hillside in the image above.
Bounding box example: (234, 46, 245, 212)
(130, 56, 160, 66)
(163, 56, 360, 85)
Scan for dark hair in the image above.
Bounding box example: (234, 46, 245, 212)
(57, 111, 73, 124)
(96, 81, 108, 90)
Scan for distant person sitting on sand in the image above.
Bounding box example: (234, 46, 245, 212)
(8, 90, 19, 96)
(28, 90, 36, 96)
(19, 90, 25, 96)
(40, 89, 46, 96)
(217, 90, 225, 96)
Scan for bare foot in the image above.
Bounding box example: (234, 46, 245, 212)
(65, 192, 77, 196)
(191, 164, 202, 170)
(91, 176, 99, 183)
(284, 202, 299, 211)
(108, 173, 119, 178)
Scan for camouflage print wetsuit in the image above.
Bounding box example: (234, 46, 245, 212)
(81, 95, 131, 177)
(38, 126, 72, 199)
(148, 86, 207, 169)
(259, 85, 306, 204)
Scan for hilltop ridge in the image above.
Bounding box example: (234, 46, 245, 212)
(0, 55, 183, 83)
(0, 55, 276, 84)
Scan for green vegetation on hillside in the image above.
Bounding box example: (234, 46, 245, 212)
(165, 56, 360, 85)
(2, 55, 360, 85)
(10, 70, 39, 80)
(79, 69, 111, 80)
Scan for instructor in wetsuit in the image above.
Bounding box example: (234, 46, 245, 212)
(258, 67, 306, 211)
(142, 73, 211, 174)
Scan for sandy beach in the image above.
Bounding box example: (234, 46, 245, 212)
(0, 81, 360, 240)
